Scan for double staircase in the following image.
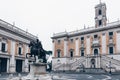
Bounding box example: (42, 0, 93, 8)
(53, 55, 120, 73)
(53, 57, 86, 71)
(70, 57, 86, 70)
(101, 55, 120, 72)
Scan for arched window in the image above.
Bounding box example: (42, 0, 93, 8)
(81, 50, 84, 56)
(57, 50, 61, 58)
(70, 50, 74, 57)
(94, 49, 98, 55)
(109, 47, 113, 54)
(99, 20, 102, 26)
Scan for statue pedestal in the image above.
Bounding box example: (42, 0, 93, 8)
(22, 62, 52, 80)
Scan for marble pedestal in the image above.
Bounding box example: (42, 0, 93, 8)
(22, 62, 52, 80)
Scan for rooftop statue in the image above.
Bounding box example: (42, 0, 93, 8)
(26, 39, 46, 63)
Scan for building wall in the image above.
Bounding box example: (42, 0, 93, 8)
(53, 29, 120, 67)
(86, 36, 91, 55)
(116, 31, 120, 53)
(53, 29, 120, 63)
(52, 2, 120, 71)
(0, 20, 37, 73)
(102, 33, 106, 54)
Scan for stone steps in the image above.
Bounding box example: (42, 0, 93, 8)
(84, 68, 106, 73)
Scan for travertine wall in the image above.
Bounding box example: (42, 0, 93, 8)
(53, 30, 120, 58)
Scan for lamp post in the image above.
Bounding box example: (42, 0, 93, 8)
(0, 60, 1, 74)
(109, 61, 111, 74)
(63, 63, 65, 72)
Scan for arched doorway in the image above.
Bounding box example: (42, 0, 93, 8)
(94, 49, 98, 55)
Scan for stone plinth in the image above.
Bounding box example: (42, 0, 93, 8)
(30, 62, 47, 75)
(22, 62, 52, 80)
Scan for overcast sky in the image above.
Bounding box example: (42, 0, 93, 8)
(0, 0, 120, 50)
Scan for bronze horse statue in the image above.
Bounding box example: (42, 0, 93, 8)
(26, 39, 46, 63)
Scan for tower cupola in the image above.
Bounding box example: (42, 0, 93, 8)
(95, 1, 107, 28)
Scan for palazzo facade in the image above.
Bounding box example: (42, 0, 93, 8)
(52, 2, 120, 72)
(0, 19, 37, 73)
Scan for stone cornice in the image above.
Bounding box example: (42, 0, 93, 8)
(52, 21, 120, 39)
(0, 52, 11, 58)
(15, 55, 25, 60)
(0, 19, 37, 41)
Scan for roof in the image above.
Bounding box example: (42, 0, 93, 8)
(52, 21, 120, 39)
(0, 19, 37, 41)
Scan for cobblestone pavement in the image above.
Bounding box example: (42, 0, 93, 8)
(52, 73, 120, 80)
(0, 73, 120, 80)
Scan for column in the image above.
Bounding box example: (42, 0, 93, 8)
(24, 45, 29, 72)
(7, 59, 10, 73)
(75, 38, 79, 56)
(22, 60, 25, 72)
(64, 38, 68, 57)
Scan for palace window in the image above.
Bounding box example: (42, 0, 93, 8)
(81, 37, 84, 44)
(81, 50, 84, 56)
(18, 43, 23, 55)
(57, 50, 61, 58)
(57, 40, 61, 44)
(94, 35, 98, 39)
(109, 32, 113, 36)
(18, 47, 22, 55)
(70, 39, 73, 43)
(70, 50, 73, 57)
(94, 49, 98, 55)
(109, 47, 113, 54)
(1, 43, 6, 52)
(98, 9, 102, 15)
(1, 38, 7, 53)
(109, 32, 113, 39)
(99, 20, 102, 26)
(81, 37, 84, 41)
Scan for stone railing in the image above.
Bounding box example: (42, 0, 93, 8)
(101, 55, 120, 72)
(70, 57, 86, 70)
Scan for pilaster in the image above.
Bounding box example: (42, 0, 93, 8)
(9, 40, 15, 73)
(75, 38, 79, 56)
(64, 38, 68, 57)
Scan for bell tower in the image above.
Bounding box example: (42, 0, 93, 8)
(95, 1, 107, 28)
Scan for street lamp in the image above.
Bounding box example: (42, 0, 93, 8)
(63, 63, 65, 72)
(0, 60, 1, 74)
(109, 61, 111, 74)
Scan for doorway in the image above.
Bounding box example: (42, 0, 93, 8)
(16, 60, 22, 73)
(0, 58, 7, 73)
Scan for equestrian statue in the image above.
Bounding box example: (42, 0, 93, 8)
(26, 39, 47, 63)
